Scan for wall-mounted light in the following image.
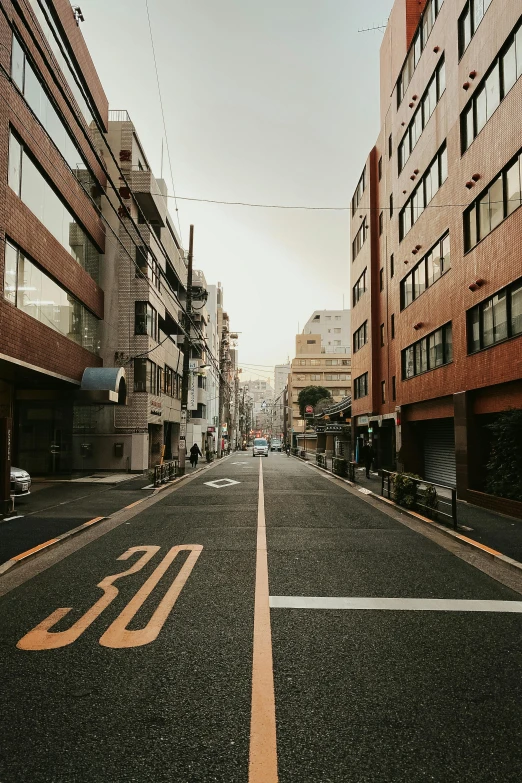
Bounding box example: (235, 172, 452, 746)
(410, 174, 416, 181)
(409, 102, 414, 108)
(469, 282, 479, 291)
(475, 278, 486, 287)
(404, 259, 409, 265)
(403, 189, 407, 194)
(412, 248, 418, 255)
(415, 244, 422, 250)
(414, 169, 419, 175)
(465, 181, 475, 189)
(433, 46, 440, 53)
(412, 94, 418, 101)
(472, 173, 481, 182)
(469, 70, 477, 79)
(413, 322, 423, 330)
(463, 81, 470, 90)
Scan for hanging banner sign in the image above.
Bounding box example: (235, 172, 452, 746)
(188, 373, 198, 410)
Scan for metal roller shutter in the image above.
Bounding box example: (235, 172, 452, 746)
(423, 419, 456, 487)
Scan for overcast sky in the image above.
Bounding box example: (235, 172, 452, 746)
(81, 0, 392, 384)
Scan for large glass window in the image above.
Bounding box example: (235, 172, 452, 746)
(351, 167, 367, 215)
(461, 15, 522, 152)
(459, 0, 494, 57)
(8, 130, 99, 282)
(353, 322, 368, 353)
(397, 0, 444, 107)
(3, 240, 99, 352)
(467, 280, 522, 352)
(402, 323, 452, 379)
(133, 359, 158, 393)
(10, 34, 98, 197)
(27, 0, 94, 126)
(354, 373, 368, 399)
(399, 144, 447, 241)
(398, 57, 446, 173)
(352, 220, 368, 261)
(352, 269, 367, 306)
(464, 149, 522, 251)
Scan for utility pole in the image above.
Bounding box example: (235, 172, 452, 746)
(179, 224, 194, 475)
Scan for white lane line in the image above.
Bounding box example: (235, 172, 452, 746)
(3, 515, 24, 521)
(269, 596, 522, 612)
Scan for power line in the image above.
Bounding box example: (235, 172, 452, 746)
(144, 0, 183, 244)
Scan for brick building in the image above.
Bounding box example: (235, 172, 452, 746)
(0, 0, 110, 474)
(350, 0, 522, 515)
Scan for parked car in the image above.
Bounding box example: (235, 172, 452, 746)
(270, 438, 282, 452)
(10, 466, 31, 496)
(253, 438, 269, 457)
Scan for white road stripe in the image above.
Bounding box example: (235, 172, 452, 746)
(269, 596, 522, 612)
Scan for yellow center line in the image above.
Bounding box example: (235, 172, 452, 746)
(81, 516, 105, 528)
(249, 458, 278, 782)
(13, 539, 60, 561)
(125, 499, 145, 509)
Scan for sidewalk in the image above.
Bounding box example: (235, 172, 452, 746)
(304, 454, 522, 564)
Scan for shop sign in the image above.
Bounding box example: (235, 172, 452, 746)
(150, 399, 162, 417)
(188, 359, 199, 371)
(357, 415, 369, 426)
(207, 426, 216, 433)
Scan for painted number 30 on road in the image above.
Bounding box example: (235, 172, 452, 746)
(17, 545, 202, 651)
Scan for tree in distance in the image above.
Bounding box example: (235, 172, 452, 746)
(297, 386, 333, 417)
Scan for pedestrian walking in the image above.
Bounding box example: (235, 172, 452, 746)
(361, 441, 375, 479)
(189, 443, 203, 468)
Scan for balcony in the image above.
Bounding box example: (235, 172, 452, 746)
(129, 168, 166, 227)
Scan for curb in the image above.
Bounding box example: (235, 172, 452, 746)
(0, 459, 224, 576)
(301, 457, 522, 577)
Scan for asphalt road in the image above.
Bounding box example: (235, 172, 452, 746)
(0, 454, 521, 782)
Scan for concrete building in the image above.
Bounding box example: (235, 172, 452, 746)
(77, 112, 187, 472)
(0, 0, 118, 477)
(350, 0, 522, 516)
(303, 310, 351, 353)
(206, 283, 223, 452)
(287, 333, 351, 448)
(273, 363, 291, 438)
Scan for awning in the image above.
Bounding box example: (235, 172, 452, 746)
(76, 367, 127, 405)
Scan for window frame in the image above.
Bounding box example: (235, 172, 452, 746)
(401, 322, 453, 380)
(467, 278, 522, 353)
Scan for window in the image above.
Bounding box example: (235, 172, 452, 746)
(402, 323, 453, 379)
(464, 149, 522, 251)
(399, 143, 447, 241)
(397, 0, 445, 106)
(164, 366, 180, 398)
(335, 315, 341, 320)
(135, 302, 158, 340)
(389, 314, 395, 340)
(398, 56, 446, 172)
(401, 233, 450, 308)
(390, 253, 394, 279)
(379, 212, 384, 235)
(10, 33, 98, 196)
(381, 381, 386, 404)
(3, 240, 99, 352)
(298, 359, 307, 366)
(333, 328, 341, 334)
(333, 340, 341, 346)
(380, 268, 384, 291)
(353, 269, 367, 306)
(392, 376, 396, 401)
(388, 134, 392, 158)
(134, 359, 159, 393)
(8, 130, 100, 282)
(380, 324, 385, 346)
(325, 374, 339, 381)
(26, 0, 94, 126)
(310, 374, 322, 381)
(378, 157, 382, 181)
(352, 220, 368, 260)
(467, 279, 522, 352)
(353, 322, 368, 352)
(354, 373, 369, 399)
(351, 166, 367, 214)
(306, 339, 316, 344)
(459, 0, 494, 57)
(310, 359, 321, 366)
(461, 17, 522, 152)
(389, 193, 394, 219)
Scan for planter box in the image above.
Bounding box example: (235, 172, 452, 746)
(467, 489, 522, 520)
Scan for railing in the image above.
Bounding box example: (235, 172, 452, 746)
(381, 470, 457, 530)
(108, 109, 131, 122)
(153, 459, 178, 487)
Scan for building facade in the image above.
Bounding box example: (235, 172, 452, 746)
(1, 0, 112, 475)
(287, 333, 351, 447)
(350, 0, 522, 514)
(303, 310, 351, 352)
